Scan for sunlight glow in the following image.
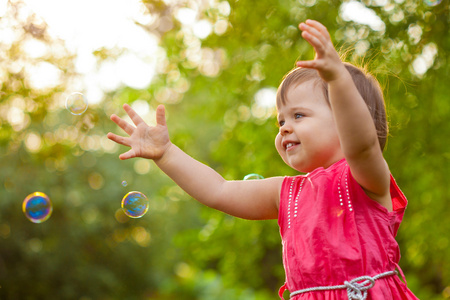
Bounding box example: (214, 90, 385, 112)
(255, 88, 277, 109)
(23, 0, 161, 104)
(411, 43, 438, 77)
(193, 20, 213, 39)
(22, 38, 49, 58)
(340, 1, 385, 31)
(24, 0, 154, 51)
(176, 7, 197, 25)
(252, 87, 277, 120)
(25, 132, 43, 153)
(25, 61, 62, 90)
(0, 0, 7, 17)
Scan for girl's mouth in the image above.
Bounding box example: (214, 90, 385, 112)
(286, 142, 299, 150)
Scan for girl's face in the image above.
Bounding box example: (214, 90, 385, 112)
(275, 80, 344, 173)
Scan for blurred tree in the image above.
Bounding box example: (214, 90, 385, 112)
(0, 0, 448, 299)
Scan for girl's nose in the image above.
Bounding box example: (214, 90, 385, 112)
(280, 123, 292, 135)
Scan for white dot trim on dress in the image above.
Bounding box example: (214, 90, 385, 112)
(287, 177, 306, 229)
(338, 164, 353, 212)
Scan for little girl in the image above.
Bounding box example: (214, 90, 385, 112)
(107, 20, 418, 299)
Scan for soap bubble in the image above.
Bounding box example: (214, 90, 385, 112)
(121, 191, 149, 218)
(22, 192, 53, 223)
(424, 0, 442, 6)
(66, 92, 88, 115)
(243, 173, 264, 180)
(122, 181, 128, 187)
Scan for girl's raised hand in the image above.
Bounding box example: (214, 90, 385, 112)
(296, 20, 346, 82)
(107, 104, 171, 161)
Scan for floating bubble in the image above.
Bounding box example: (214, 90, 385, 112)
(424, 0, 442, 6)
(22, 192, 53, 223)
(243, 173, 264, 180)
(65, 92, 88, 115)
(121, 191, 149, 218)
(122, 181, 128, 187)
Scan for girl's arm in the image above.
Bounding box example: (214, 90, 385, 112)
(297, 20, 392, 211)
(107, 104, 282, 220)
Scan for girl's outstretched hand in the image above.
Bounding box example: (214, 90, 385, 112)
(107, 104, 171, 161)
(296, 20, 346, 82)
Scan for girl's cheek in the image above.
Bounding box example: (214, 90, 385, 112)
(275, 133, 282, 148)
(275, 134, 284, 156)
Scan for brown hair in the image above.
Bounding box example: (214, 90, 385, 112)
(276, 64, 388, 151)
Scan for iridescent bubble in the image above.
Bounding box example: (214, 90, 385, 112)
(22, 192, 53, 223)
(122, 181, 128, 187)
(121, 191, 149, 218)
(424, 0, 442, 6)
(65, 92, 88, 115)
(243, 173, 264, 180)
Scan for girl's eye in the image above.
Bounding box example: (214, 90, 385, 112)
(278, 120, 285, 127)
(294, 113, 304, 119)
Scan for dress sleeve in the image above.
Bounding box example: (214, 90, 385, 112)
(346, 165, 408, 237)
(389, 174, 408, 237)
(278, 176, 292, 237)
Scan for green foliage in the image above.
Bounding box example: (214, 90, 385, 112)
(0, 0, 449, 299)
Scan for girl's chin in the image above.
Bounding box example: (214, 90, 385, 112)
(287, 161, 308, 173)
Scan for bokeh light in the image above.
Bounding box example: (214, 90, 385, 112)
(65, 92, 88, 115)
(121, 191, 149, 218)
(22, 192, 53, 223)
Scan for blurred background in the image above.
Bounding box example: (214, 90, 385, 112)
(0, 0, 449, 299)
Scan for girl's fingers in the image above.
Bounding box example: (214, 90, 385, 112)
(301, 30, 320, 46)
(299, 20, 336, 61)
(300, 22, 326, 44)
(123, 103, 146, 126)
(299, 25, 326, 53)
(305, 19, 330, 40)
(107, 132, 130, 147)
(301, 31, 327, 57)
(110, 114, 135, 135)
(296, 60, 317, 69)
(155, 104, 166, 126)
(119, 149, 136, 160)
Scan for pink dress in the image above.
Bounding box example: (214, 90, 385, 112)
(278, 159, 419, 299)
